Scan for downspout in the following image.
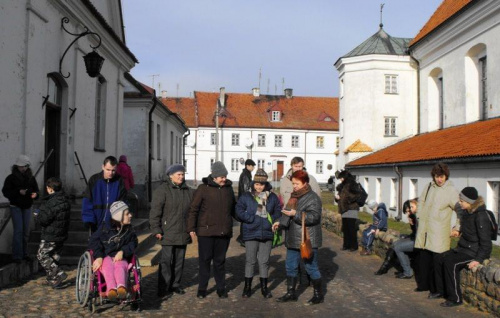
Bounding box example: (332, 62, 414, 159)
(182, 128, 190, 168)
(148, 91, 157, 203)
(394, 165, 403, 221)
(410, 55, 421, 134)
(194, 130, 198, 186)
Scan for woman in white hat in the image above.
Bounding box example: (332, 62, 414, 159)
(2, 154, 39, 263)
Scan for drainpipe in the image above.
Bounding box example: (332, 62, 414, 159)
(194, 130, 198, 186)
(182, 128, 190, 170)
(394, 165, 403, 221)
(148, 91, 158, 203)
(410, 55, 421, 134)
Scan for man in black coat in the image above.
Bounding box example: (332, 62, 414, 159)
(236, 159, 255, 247)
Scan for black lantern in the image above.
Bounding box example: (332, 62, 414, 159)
(83, 50, 105, 78)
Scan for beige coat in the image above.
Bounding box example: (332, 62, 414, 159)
(414, 179, 459, 253)
(280, 169, 321, 206)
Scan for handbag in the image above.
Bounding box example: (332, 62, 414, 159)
(266, 212, 282, 247)
(300, 212, 313, 260)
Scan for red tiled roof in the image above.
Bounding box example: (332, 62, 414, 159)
(409, 0, 475, 47)
(163, 92, 339, 131)
(348, 118, 500, 167)
(140, 83, 154, 95)
(162, 97, 197, 127)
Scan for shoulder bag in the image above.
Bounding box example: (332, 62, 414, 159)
(300, 212, 313, 260)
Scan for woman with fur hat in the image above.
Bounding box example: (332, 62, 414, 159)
(436, 187, 492, 307)
(2, 154, 39, 262)
(335, 170, 361, 252)
(89, 201, 138, 300)
(236, 169, 282, 298)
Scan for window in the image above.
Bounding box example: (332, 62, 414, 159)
(175, 136, 179, 163)
(231, 159, 239, 172)
(316, 136, 324, 149)
(210, 133, 216, 145)
(385, 75, 398, 94)
(487, 182, 500, 230)
(275, 135, 282, 147)
(336, 136, 340, 148)
(291, 135, 299, 148)
(156, 124, 161, 159)
(258, 159, 265, 169)
(410, 179, 418, 199)
(271, 111, 281, 122)
(258, 134, 266, 147)
(231, 133, 240, 146)
(384, 117, 397, 136)
(94, 76, 107, 150)
(480, 56, 488, 120)
(390, 178, 397, 209)
(316, 161, 323, 174)
(170, 132, 174, 165)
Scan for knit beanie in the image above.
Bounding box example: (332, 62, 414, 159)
(367, 200, 378, 210)
(15, 154, 31, 167)
(211, 161, 228, 178)
(253, 169, 268, 183)
(460, 187, 478, 204)
(245, 159, 256, 166)
(166, 164, 185, 176)
(110, 201, 129, 222)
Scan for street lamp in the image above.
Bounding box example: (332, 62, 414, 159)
(59, 17, 104, 78)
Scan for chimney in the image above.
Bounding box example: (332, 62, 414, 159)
(252, 87, 260, 97)
(284, 88, 293, 99)
(219, 87, 225, 107)
(161, 90, 167, 99)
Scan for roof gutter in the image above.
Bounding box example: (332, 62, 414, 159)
(347, 155, 500, 170)
(148, 91, 157, 203)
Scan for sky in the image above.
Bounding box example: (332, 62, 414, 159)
(122, 0, 443, 98)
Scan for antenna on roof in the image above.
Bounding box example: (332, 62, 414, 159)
(259, 67, 262, 90)
(267, 78, 270, 94)
(158, 82, 161, 96)
(282, 78, 285, 93)
(149, 74, 160, 90)
(176, 83, 179, 97)
(274, 83, 277, 95)
(380, 3, 385, 28)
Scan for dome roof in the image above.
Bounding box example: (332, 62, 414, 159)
(341, 27, 412, 59)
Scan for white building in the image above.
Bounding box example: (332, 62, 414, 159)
(0, 0, 137, 253)
(341, 0, 500, 228)
(123, 73, 188, 207)
(163, 88, 339, 185)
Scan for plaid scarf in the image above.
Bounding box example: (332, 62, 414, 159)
(285, 184, 311, 210)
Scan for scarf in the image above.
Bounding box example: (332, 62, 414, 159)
(254, 191, 269, 218)
(285, 184, 311, 210)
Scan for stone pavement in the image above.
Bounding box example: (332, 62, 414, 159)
(0, 226, 492, 318)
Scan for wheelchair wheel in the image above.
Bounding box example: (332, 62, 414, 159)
(129, 257, 142, 302)
(76, 251, 93, 307)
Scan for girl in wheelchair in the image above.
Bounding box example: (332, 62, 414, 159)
(89, 201, 138, 301)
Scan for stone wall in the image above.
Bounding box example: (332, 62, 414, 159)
(322, 209, 500, 317)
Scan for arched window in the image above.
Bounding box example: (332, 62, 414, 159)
(94, 76, 107, 150)
(428, 68, 443, 130)
(465, 43, 487, 121)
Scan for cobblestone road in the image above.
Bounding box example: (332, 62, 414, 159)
(0, 227, 492, 317)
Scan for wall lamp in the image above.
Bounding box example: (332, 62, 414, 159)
(59, 17, 104, 78)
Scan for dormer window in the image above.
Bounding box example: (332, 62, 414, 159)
(271, 111, 281, 122)
(324, 117, 332, 122)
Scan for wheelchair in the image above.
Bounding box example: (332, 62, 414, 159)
(75, 250, 142, 313)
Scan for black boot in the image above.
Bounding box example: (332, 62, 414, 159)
(260, 278, 272, 298)
(242, 277, 253, 298)
(307, 279, 324, 305)
(276, 277, 298, 302)
(374, 248, 395, 275)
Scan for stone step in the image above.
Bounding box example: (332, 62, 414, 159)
(137, 243, 162, 267)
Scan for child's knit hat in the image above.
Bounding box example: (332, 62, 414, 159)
(110, 201, 129, 222)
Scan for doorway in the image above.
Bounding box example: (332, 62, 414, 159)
(44, 104, 61, 179)
(273, 161, 284, 181)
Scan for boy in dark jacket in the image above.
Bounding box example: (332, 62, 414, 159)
(36, 177, 71, 288)
(360, 200, 388, 255)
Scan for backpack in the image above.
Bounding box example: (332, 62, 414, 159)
(481, 209, 498, 241)
(356, 183, 368, 207)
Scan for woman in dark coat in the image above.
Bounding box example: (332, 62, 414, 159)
(2, 155, 39, 262)
(150, 164, 193, 299)
(236, 169, 282, 298)
(273, 170, 324, 305)
(335, 170, 360, 252)
(187, 161, 236, 299)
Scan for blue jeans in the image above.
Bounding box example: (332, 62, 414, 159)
(11, 206, 32, 260)
(285, 248, 321, 280)
(393, 238, 414, 276)
(361, 225, 377, 250)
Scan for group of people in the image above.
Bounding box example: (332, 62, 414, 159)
(336, 163, 493, 308)
(150, 156, 325, 305)
(2, 153, 494, 309)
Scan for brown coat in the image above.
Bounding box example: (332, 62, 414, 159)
(337, 179, 360, 214)
(186, 176, 236, 237)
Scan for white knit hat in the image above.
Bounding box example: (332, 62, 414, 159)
(367, 200, 378, 210)
(110, 201, 129, 222)
(15, 155, 31, 167)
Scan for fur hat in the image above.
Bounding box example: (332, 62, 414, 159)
(460, 187, 478, 204)
(15, 155, 31, 167)
(166, 164, 185, 176)
(253, 169, 268, 183)
(245, 159, 256, 166)
(367, 200, 378, 210)
(110, 201, 129, 222)
(211, 161, 228, 178)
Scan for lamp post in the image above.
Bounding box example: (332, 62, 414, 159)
(59, 17, 104, 78)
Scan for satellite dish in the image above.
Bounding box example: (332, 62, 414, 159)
(239, 158, 245, 164)
(187, 140, 196, 148)
(245, 139, 254, 148)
